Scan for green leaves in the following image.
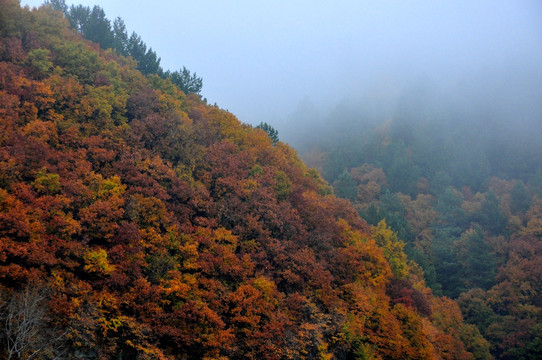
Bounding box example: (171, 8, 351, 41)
(256, 122, 279, 145)
(164, 67, 203, 95)
(26, 49, 53, 79)
(273, 170, 291, 202)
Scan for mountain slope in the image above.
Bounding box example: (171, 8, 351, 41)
(294, 72, 542, 359)
(0, 1, 487, 359)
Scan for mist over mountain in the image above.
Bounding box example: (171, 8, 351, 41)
(21, 0, 542, 134)
(0, 1, 497, 358)
(283, 58, 542, 186)
(281, 13, 542, 357)
(3, 1, 542, 359)
(283, 59, 542, 151)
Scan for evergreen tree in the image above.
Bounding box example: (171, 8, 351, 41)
(256, 122, 279, 145)
(112, 17, 129, 56)
(127, 32, 161, 75)
(510, 181, 531, 214)
(531, 168, 542, 197)
(333, 170, 357, 202)
(48, 0, 201, 90)
(66, 4, 90, 33)
(481, 191, 507, 235)
(430, 170, 452, 196)
(322, 148, 350, 183)
(45, 0, 67, 13)
(455, 226, 496, 291)
(165, 66, 203, 95)
(431, 227, 462, 297)
(435, 187, 465, 231)
(82, 6, 114, 49)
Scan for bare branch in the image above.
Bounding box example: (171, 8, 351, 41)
(1, 284, 67, 360)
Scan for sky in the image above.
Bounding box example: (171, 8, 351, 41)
(21, 0, 542, 144)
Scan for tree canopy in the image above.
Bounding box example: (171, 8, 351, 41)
(0, 1, 487, 358)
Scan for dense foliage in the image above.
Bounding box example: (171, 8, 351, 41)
(300, 85, 542, 359)
(0, 1, 487, 359)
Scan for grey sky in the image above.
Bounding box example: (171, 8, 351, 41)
(21, 0, 542, 138)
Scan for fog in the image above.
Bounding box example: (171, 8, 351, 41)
(22, 0, 542, 151)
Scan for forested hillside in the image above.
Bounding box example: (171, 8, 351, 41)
(0, 1, 492, 359)
(298, 80, 542, 359)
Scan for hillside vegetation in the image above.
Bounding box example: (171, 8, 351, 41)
(0, 1, 490, 359)
(298, 73, 542, 360)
